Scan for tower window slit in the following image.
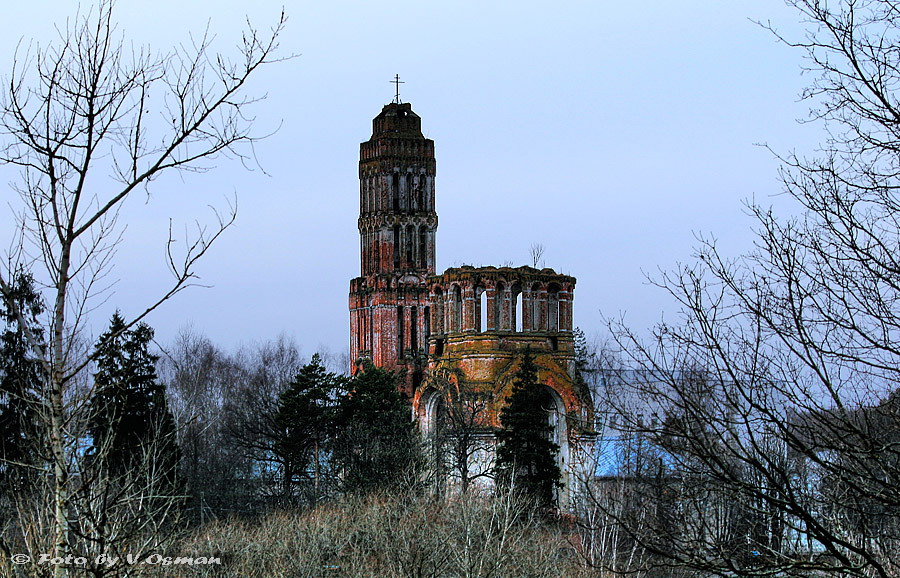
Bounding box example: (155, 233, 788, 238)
(393, 225, 400, 269)
(418, 174, 426, 210)
(406, 224, 414, 268)
(452, 285, 462, 332)
(392, 172, 400, 212)
(405, 173, 413, 212)
(419, 227, 427, 269)
(397, 305, 404, 359)
(411, 306, 418, 351)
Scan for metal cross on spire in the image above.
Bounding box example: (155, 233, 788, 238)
(391, 74, 404, 104)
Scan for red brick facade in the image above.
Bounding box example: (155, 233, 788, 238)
(349, 102, 436, 395)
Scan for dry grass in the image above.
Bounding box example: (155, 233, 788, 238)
(149, 491, 591, 577)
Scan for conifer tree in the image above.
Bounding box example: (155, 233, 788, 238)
(274, 353, 343, 500)
(87, 313, 179, 487)
(0, 271, 44, 486)
(572, 328, 594, 377)
(333, 362, 423, 494)
(495, 351, 561, 507)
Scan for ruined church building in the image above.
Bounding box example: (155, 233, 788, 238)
(349, 99, 595, 504)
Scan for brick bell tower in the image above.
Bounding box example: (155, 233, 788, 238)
(349, 98, 437, 394)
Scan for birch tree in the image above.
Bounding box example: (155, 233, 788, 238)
(0, 1, 285, 573)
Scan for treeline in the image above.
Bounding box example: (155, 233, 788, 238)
(0, 292, 574, 577)
(0, 286, 417, 571)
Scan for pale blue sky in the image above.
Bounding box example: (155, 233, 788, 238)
(0, 1, 820, 358)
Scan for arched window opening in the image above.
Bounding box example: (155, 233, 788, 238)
(512, 284, 523, 332)
(406, 224, 415, 268)
(424, 390, 442, 435)
(541, 388, 562, 442)
(452, 285, 463, 333)
(424, 306, 431, 339)
(478, 287, 488, 332)
(419, 227, 428, 269)
(531, 283, 542, 331)
(433, 287, 444, 334)
(548, 284, 560, 332)
(397, 305, 405, 359)
(541, 386, 567, 488)
(392, 172, 400, 212)
(494, 282, 506, 330)
(393, 225, 400, 270)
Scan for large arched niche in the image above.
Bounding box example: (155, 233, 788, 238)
(417, 387, 444, 436)
(492, 360, 571, 469)
(540, 385, 569, 481)
(416, 368, 459, 435)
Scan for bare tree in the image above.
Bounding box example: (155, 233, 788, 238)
(529, 243, 545, 268)
(603, 1, 900, 575)
(224, 336, 306, 505)
(159, 327, 254, 523)
(425, 368, 495, 496)
(574, 435, 667, 576)
(68, 421, 183, 577)
(0, 1, 285, 572)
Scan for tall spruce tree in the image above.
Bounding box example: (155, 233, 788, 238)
(0, 271, 44, 487)
(87, 313, 179, 487)
(333, 362, 423, 494)
(572, 328, 594, 377)
(495, 351, 561, 507)
(274, 353, 343, 500)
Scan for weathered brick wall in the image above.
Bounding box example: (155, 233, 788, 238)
(349, 103, 595, 508)
(417, 265, 588, 431)
(350, 103, 438, 394)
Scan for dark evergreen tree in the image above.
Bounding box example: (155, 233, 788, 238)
(0, 271, 44, 486)
(87, 313, 179, 487)
(495, 351, 561, 507)
(333, 362, 423, 494)
(274, 353, 344, 500)
(572, 328, 594, 377)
